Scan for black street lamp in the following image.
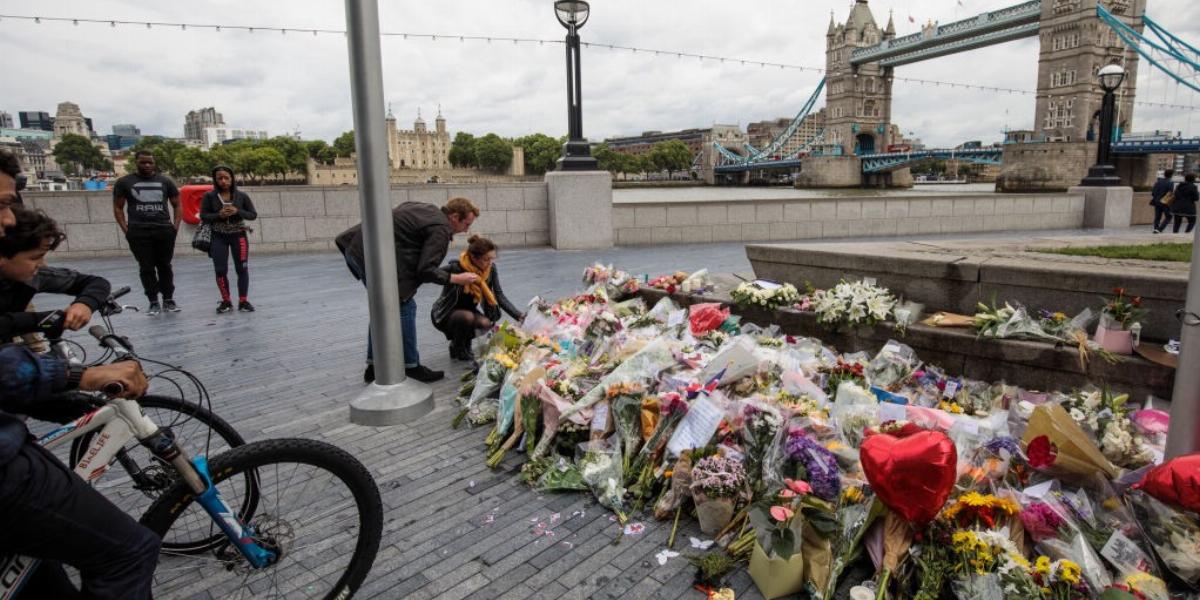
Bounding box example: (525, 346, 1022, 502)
(1081, 63, 1126, 186)
(555, 0, 599, 171)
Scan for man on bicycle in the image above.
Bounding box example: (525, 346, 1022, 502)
(0, 154, 160, 598)
(0, 206, 111, 345)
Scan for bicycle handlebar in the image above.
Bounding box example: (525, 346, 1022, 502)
(89, 325, 133, 359)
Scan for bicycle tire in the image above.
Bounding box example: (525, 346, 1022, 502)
(140, 438, 383, 600)
(68, 394, 252, 553)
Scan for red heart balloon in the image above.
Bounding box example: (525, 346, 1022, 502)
(1134, 454, 1200, 514)
(860, 429, 958, 525)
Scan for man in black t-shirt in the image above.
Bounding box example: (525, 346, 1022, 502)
(112, 151, 181, 315)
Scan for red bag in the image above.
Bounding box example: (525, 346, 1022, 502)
(179, 185, 213, 225)
(689, 303, 729, 336)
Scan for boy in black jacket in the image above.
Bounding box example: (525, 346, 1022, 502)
(0, 207, 111, 342)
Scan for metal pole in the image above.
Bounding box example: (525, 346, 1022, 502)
(1097, 89, 1115, 167)
(572, 30, 583, 140)
(565, 29, 578, 140)
(345, 0, 433, 425)
(345, 0, 403, 385)
(1165, 225, 1200, 458)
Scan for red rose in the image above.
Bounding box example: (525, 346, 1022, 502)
(1026, 435, 1058, 469)
(666, 284, 676, 294)
(1132, 297, 1143, 307)
(1113, 287, 1125, 296)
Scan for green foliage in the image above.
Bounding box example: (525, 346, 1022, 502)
(594, 143, 649, 179)
(513, 133, 563, 175)
(129, 135, 336, 184)
(1032, 242, 1192, 262)
(449, 132, 477, 168)
(647, 140, 693, 177)
(474, 133, 513, 172)
(333, 130, 356, 157)
(53, 134, 110, 176)
(305, 140, 336, 165)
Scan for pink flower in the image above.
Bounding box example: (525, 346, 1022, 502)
(784, 479, 812, 495)
(779, 489, 796, 499)
(770, 506, 795, 522)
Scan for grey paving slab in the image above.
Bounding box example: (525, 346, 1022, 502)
(39, 243, 752, 599)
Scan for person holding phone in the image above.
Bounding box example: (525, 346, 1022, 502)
(200, 165, 257, 314)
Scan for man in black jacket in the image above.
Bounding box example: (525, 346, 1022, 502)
(336, 197, 480, 384)
(0, 207, 110, 342)
(112, 151, 181, 315)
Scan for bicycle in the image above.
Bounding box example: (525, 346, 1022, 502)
(31, 286, 248, 552)
(2, 327, 384, 599)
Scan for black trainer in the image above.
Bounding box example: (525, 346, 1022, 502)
(363, 364, 375, 384)
(217, 301, 233, 314)
(163, 299, 181, 312)
(238, 301, 256, 312)
(147, 302, 161, 316)
(405, 365, 444, 383)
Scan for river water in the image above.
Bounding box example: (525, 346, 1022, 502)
(613, 182, 997, 204)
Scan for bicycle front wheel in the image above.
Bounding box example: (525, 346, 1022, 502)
(140, 438, 383, 600)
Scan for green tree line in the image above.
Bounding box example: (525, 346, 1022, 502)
(52, 134, 114, 176)
(593, 139, 694, 179)
(126, 135, 344, 184)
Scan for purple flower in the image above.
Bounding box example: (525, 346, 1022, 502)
(784, 433, 841, 501)
(984, 436, 1022, 459)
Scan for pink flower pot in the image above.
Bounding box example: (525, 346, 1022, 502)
(1093, 324, 1134, 355)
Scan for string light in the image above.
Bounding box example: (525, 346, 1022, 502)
(1, 12, 1196, 111)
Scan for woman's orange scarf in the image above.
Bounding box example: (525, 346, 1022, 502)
(460, 251, 497, 307)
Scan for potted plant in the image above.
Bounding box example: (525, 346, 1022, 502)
(689, 454, 747, 535)
(1094, 287, 1144, 355)
(747, 479, 812, 599)
(686, 551, 737, 590)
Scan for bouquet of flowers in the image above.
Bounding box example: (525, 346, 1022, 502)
(1058, 389, 1154, 470)
(578, 441, 628, 522)
(1100, 287, 1144, 330)
(1128, 490, 1200, 587)
(783, 429, 842, 502)
(866, 340, 920, 390)
(690, 453, 747, 534)
(972, 301, 1060, 342)
(731, 281, 802, 311)
(1019, 494, 1113, 593)
(810, 279, 896, 329)
(607, 381, 647, 474)
(741, 400, 785, 493)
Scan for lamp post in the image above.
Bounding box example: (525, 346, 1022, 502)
(1080, 64, 1126, 186)
(555, 0, 599, 171)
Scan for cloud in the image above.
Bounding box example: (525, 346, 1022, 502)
(2, 0, 1196, 148)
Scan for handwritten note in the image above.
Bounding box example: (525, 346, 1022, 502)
(667, 394, 725, 455)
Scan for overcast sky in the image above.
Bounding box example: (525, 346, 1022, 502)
(3, 0, 1198, 148)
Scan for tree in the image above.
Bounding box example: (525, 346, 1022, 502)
(513, 133, 563, 175)
(173, 146, 211, 179)
(53, 134, 107, 176)
(474, 133, 512, 172)
(593, 143, 619, 173)
(448, 132, 477, 168)
(305, 140, 336, 165)
(264, 136, 308, 177)
(126, 137, 190, 176)
(647, 140, 693, 178)
(333, 131, 356, 157)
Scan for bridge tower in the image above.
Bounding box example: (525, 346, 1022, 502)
(999, 0, 1147, 190)
(1033, 0, 1144, 144)
(825, 0, 894, 158)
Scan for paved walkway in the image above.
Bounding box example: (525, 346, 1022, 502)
(45, 225, 1170, 599)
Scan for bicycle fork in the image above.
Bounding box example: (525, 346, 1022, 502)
(140, 428, 277, 568)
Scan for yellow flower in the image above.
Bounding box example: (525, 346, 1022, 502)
(1040, 587, 1052, 596)
(1034, 556, 1051, 575)
(1058, 560, 1081, 585)
(842, 486, 865, 504)
(960, 492, 989, 507)
(993, 497, 1020, 515)
(1007, 552, 1031, 570)
(495, 353, 517, 369)
(1125, 571, 1168, 596)
(1052, 312, 1067, 321)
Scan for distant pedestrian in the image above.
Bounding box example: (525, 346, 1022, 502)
(200, 165, 257, 314)
(1171, 172, 1198, 234)
(336, 197, 480, 384)
(1149, 168, 1176, 233)
(431, 235, 524, 365)
(112, 151, 181, 315)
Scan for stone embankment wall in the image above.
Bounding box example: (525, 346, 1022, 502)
(23, 183, 550, 259)
(611, 193, 1084, 246)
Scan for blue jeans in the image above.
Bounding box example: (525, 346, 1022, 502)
(343, 252, 420, 368)
(1152, 202, 1172, 231)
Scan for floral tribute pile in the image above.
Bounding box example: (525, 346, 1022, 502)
(453, 263, 1196, 600)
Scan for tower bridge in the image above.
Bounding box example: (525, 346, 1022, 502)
(712, 0, 1176, 191)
